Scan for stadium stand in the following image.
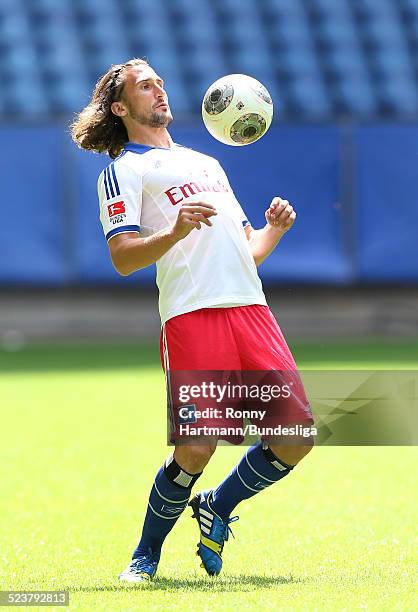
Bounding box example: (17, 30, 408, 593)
(0, 0, 417, 118)
(1, 0, 418, 288)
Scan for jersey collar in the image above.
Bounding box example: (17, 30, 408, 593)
(124, 142, 176, 154)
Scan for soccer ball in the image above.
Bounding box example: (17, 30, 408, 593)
(202, 74, 273, 146)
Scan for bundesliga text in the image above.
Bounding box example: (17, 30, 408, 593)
(178, 423, 316, 438)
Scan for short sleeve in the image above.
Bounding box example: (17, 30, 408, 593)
(216, 161, 250, 229)
(98, 160, 142, 242)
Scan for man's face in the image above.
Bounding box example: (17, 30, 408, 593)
(118, 65, 173, 128)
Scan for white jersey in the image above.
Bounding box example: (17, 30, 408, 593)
(98, 142, 267, 324)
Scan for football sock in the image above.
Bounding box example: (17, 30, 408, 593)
(132, 455, 201, 559)
(210, 441, 293, 519)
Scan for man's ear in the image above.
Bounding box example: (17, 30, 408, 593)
(111, 101, 128, 117)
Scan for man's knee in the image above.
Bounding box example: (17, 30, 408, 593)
(174, 441, 217, 474)
(268, 426, 314, 467)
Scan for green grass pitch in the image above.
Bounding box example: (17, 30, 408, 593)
(0, 340, 417, 611)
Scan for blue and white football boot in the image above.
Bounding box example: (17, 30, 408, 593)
(189, 490, 239, 576)
(118, 549, 159, 582)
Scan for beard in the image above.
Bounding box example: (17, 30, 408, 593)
(128, 105, 173, 128)
(148, 110, 173, 127)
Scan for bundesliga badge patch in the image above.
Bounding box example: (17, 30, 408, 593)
(107, 201, 126, 225)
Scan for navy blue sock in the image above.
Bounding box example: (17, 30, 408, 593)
(133, 456, 201, 559)
(210, 442, 293, 519)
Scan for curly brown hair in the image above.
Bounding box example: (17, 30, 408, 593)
(70, 58, 149, 159)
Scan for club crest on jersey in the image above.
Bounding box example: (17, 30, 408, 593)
(107, 201, 126, 225)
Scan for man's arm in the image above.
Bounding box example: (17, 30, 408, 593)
(245, 197, 296, 267)
(109, 202, 217, 275)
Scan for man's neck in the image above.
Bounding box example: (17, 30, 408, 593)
(127, 126, 173, 149)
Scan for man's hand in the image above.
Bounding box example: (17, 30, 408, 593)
(265, 197, 296, 234)
(108, 201, 217, 276)
(170, 202, 217, 240)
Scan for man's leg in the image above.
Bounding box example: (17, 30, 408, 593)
(210, 426, 313, 520)
(208, 306, 314, 519)
(189, 306, 315, 575)
(119, 442, 216, 582)
(133, 444, 216, 557)
(189, 426, 313, 576)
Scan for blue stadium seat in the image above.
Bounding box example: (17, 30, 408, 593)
(125, 4, 176, 55)
(72, 0, 118, 12)
(0, 11, 31, 42)
(366, 17, 407, 46)
(4, 46, 39, 73)
(308, 1, 354, 26)
(401, 0, 418, 8)
(306, 0, 350, 12)
(287, 74, 331, 117)
(76, 5, 126, 42)
(260, 0, 305, 18)
(35, 31, 89, 95)
(333, 74, 376, 116)
(24, 0, 73, 30)
(87, 45, 131, 77)
(123, 0, 166, 17)
(8, 76, 49, 115)
(365, 16, 414, 79)
(315, 19, 361, 48)
(0, 0, 24, 10)
(181, 45, 227, 83)
(323, 48, 368, 78)
(402, 3, 418, 35)
(408, 16, 418, 45)
(351, 0, 395, 20)
(0, 0, 26, 21)
(228, 49, 273, 79)
(170, 0, 215, 20)
(274, 47, 322, 79)
(31, 17, 78, 42)
(217, 7, 266, 43)
(215, 0, 272, 68)
(215, 0, 251, 13)
(372, 47, 414, 76)
(172, 6, 220, 48)
(0, 96, 8, 116)
(170, 0, 203, 9)
(49, 76, 90, 113)
(267, 14, 314, 48)
(400, 0, 418, 15)
(24, 0, 73, 10)
(377, 74, 418, 115)
(224, 18, 267, 47)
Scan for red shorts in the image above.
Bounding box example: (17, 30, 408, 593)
(160, 304, 313, 444)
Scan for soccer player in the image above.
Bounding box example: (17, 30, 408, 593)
(71, 58, 314, 581)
